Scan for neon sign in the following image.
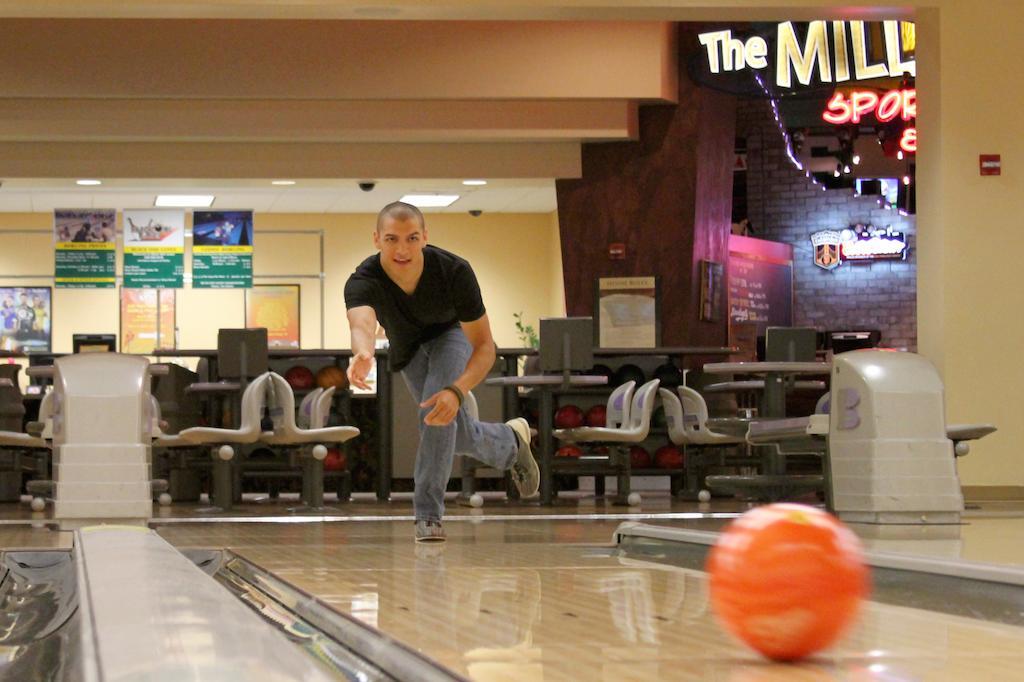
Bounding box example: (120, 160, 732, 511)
(698, 20, 915, 89)
(822, 89, 915, 124)
(823, 88, 916, 153)
(810, 226, 908, 270)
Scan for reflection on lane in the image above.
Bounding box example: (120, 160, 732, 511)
(0, 550, 79, 682)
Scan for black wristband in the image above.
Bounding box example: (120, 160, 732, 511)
(443, 384, 465, 407)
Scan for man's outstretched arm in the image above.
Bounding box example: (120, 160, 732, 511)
(346, 305, 378, 390)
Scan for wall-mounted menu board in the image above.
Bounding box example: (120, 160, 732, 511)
(727, 235, 793, 351)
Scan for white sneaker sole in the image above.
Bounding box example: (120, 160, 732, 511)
(509, 418, 540, 498)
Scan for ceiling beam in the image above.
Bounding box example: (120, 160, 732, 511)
(0, 19, 677, 101)
(0, 141, 583, 179)
(0, 98, 638, 143)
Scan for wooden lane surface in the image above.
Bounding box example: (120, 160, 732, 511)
(0, 525, 71, 550)
(155, 519, 1024, 681)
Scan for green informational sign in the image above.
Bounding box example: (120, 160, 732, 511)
(54, 209, 117, 288)
(123, 210, 186, 288)
(192, 248, 253, 288)
(191, 211, 254, 289)
(124, 250, 185, 288)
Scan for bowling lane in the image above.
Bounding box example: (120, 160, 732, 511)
(157, 518, 1024, 681)
(638, 513, 1024, 568)
(0, 524, 71, 549)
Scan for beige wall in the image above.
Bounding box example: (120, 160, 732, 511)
(0, 211, 563, 353)
(549, 210, 566, 320)
(921, 1, 1023, 487)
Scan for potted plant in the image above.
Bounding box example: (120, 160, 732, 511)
(513, 311, 541, 375)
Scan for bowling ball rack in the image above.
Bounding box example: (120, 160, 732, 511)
(522, 382, 690, 502)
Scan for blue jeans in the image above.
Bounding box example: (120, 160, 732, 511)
(400, 326, 518, 521)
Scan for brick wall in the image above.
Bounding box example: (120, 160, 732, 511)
(737, 99, 917, 350)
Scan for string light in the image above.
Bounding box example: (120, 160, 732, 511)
(753, 73, 803, 172)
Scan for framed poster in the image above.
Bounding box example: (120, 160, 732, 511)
(191, 210, 254, 288)
(727, 235, 794, 340)
(699, 260, 724, 322)
(120, 289, 176, 354)
(123, 209, 186, 288)
(245, 284, 300, 349)
(595, 276, 660, 348)
(0, 287, 51, 353)
(54, 209, 117, 288)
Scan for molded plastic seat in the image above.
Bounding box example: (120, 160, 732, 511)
(0, 364, 25, 432)
(661, 386, 744, 446)
(155, 372, 272, 512)
(554, 379, 657, 443)
(156, 372, 271, 448)
(296, 388, 325, 429)
(0, 430, 46, 448)
(261, 373, 359, 446)
(551, 380, 634, 443)
(313, 387, 339, 430)
(0, 389, 52, 448)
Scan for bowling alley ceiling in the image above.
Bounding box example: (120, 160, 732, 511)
(0, 178, 557, 213)
(0, 9, 916, 212)
(0, 18, 672, 211)
(0, 2, 906, 21)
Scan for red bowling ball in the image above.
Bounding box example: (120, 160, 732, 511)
(585, 404, 608, 427)
(629, 445, 652, 468)
(554, 405, 585, 429)
(323, 448, 346, 471)
(654, 444, 684, 469)
(284, 365, 316, 390)
(556, 444, 583, 458)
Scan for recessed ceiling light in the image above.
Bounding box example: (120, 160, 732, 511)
(76, 179, 102, 186)
(271, 180, 296, 186)
(155, 194, 215, 208)
(400, 194, 460, 208)
(462, 179, 487, 186)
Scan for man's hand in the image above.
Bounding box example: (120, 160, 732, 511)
(420, 388, 461, 426)
(346, 351, 375, 390)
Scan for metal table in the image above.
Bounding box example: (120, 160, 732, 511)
(702, 362, 830, 421)
(702, 361, 831, 496)
(485, 374, 607, 505)
(703, 379, 827, 394)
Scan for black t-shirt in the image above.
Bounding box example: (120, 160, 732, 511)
(344, 245, 485, 370)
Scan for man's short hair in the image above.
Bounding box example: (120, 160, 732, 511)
(376, 201, 425, 232)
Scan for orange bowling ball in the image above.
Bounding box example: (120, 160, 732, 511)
(706, 503, 869, 661)
(316, 365, 349, 390)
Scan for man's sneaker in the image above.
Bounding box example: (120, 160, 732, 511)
(414, 519, 446, 542)
(506, 417, 540, 498)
